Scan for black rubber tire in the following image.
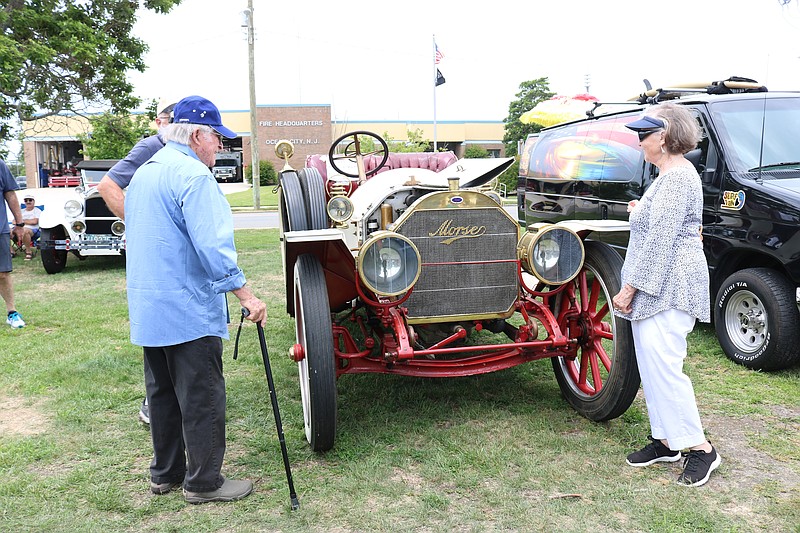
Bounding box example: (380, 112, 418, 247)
(294, 254, 337, 452)
(714, 268, 800, 370)
(328, 131, 389, 178)
(40, 227, 68, 274)
(279, 171, 309, 232)
(297, 167, 329, 230)
(551, 241, 639, 421)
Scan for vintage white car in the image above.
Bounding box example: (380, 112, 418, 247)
(38, 159, 125, 274)
(276, 131, 638, 452)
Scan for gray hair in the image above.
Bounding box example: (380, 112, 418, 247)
(161, 123, 214, 145)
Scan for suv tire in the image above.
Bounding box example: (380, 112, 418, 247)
(714, 268, 800, 370)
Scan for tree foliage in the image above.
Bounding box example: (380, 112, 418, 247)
(244, 159, 278, 187)
(464, 145, 490, 159)
(0, 0, 182, 139)
(383, 128, 433, 153)
(77, 101, 157, 160)
(503, 78, 554, 156)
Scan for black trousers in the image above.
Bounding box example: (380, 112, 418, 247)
(143, 336, 226, 492)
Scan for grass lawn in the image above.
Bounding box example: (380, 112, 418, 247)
(226, 186, 279, 209)
(1, 229, 798, 532)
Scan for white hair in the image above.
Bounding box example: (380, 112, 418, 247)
(161, 123, 214, 145)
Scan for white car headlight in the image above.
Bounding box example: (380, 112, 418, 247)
(518, 226, 584, 284)
(64, 199, 83, 218)
(357, 232, 421, 296)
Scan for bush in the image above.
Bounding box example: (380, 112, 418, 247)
(498, 158, 519, 197)
(244, 160, 278, 187)
(464, 145, 490, 159)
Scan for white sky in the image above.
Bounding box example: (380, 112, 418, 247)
(127, 0, 800, 123)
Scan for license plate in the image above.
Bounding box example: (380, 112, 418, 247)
(83, 234, 114, 242)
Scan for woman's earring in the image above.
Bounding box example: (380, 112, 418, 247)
(661, 145, 666, 154)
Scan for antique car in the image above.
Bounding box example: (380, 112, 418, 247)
(277, 131, 639, 452)
(38, 159, 125, 274)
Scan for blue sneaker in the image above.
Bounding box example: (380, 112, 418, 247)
(6, 311, 25, 329)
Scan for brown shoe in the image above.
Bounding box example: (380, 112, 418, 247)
(183, 477, 253, 504)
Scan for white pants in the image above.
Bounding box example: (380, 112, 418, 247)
(631, 308, 705, 450)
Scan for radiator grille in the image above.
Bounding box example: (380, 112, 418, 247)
(394, 206, 518, 321)
(85, 197, 114, 234)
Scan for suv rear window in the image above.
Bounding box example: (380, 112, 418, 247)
(528, 116, 643, 182)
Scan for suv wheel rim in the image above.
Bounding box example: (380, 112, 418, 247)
(724, 290, 767, 353)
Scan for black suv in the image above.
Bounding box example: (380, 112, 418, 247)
(517, 81, 800, 370)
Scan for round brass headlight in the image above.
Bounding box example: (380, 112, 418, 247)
(275, 140, 294, 160)
(327, 196, 354, 224)
(518, 226, 584, 284)
(357, 232, 421, 296)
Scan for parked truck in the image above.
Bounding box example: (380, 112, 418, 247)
(212, 151, 242, 183)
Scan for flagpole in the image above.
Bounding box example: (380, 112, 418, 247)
(433, 34, 437, 152)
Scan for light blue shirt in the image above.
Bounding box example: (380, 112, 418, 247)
(125, 141, 246, 346)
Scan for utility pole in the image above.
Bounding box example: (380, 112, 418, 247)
(244, 1, 260, 208)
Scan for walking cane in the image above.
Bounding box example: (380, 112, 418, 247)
(241, 309, 300, 510)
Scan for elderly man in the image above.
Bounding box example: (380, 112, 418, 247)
(125, 95, 266, 504)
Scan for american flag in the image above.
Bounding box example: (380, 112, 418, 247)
(434, 42, 443, 64)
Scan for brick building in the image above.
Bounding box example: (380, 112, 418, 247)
(20, 105, 505, 189)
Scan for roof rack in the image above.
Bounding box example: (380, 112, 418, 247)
(629, 76, 767, 104)
(584, 77, 769, 119)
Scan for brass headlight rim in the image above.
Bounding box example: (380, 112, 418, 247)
(519, 225, 585, 286)
(357, 231, 422, 297)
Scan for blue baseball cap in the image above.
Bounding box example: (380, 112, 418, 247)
(625, 115, 665, 132)
(173, 95, 237, 139)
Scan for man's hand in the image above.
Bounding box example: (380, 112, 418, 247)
(233, 285, 267, 327)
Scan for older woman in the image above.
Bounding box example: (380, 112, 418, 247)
(612, 102, 721, 487)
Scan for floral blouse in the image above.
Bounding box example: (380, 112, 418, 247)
(615, 165, 710, 322)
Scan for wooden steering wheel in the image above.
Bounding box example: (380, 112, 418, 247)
(328, 131, 389, 180)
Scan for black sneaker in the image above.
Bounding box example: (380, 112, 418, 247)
(626, 436, 682, 467)
(138, 398, 150, 425)
(677, 446, 721, 487)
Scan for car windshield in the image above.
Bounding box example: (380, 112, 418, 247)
(709, 96, 800, 175)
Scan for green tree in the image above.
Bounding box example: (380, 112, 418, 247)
(0, 0, 182, 139)
(464, 145, 490, 159)
(385, 128, 431, 153)
(503, 78, 554, 156)
(245, 159, 277, 187)
(78, 102, 157, 160)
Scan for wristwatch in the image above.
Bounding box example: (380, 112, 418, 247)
(15, 223, 24, 227)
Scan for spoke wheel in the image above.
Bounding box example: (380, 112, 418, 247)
(551, 241, 639, 421)
(40, 227, 67, 274)
(294, 254, 337, 451)
(715, 268, 800, 370)
(297, 167, 329, 230)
